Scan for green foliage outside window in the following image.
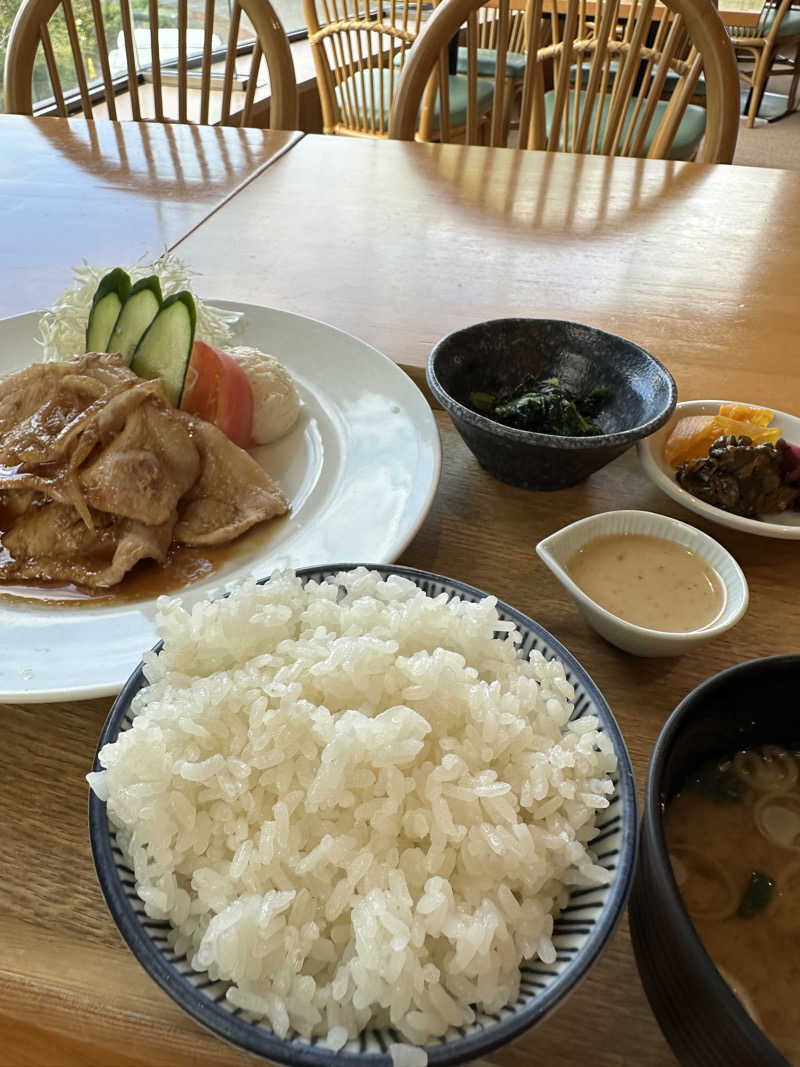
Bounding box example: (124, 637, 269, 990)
(0, 0, 202, 112)
(0, 0, 302, 114)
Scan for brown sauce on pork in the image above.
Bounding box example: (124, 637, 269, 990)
(0, 353, 289, 599)
(0, 509, 289, 606)
(0, 543, 221, 604)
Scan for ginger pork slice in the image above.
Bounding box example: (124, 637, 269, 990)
(78, 394, 201, 526)
(174, 414, 289, 546)
(0, 353, 289, 588)
(0, 352, 139, 466)
(0, 500, 175, 588)
(0, 355, 200, 535)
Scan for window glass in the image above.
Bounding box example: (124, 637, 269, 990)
(0, 0, 306, 112)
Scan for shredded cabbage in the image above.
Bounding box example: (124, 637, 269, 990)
(37, 251, 236, 361)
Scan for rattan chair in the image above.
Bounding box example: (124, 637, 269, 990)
(4, 0, 298, 128)
(303, 0, 499, 136)
(458, 3, 529, 133)
(728, 0, 800, 127)
(388, 0, 740, 162)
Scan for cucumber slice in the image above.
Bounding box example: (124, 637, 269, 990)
(106, 275, 163, 364)
(86, 267, 131, 352)
(130, 291, 196, 406)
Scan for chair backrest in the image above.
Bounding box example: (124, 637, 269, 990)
(729, 0, 796, 42)
(4, 0, 298, 129)
(474, 3, 528, 50)
(388, 0, 740, 162)
(303, 0, 431, 135)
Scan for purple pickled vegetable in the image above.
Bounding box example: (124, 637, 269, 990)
(777, 438, 800, 485)
(776, 439, 800, 511)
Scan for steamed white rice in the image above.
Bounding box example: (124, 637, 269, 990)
(88, 569, 616, 1055)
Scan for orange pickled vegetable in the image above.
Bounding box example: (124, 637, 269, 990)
(718, 404, 774, 427)
(665, 413, 781, 467)
(664, 415, 715, 466)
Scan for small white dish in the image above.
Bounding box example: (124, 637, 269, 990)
(638, 399, 800, 540)
(536, 510, 749, 657)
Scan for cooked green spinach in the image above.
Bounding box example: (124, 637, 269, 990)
(469, 376, 614, 437)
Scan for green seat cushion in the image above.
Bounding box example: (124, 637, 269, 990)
(569, 60, 706, 96)
(336, 67, 494, 129)
(392, 48, 526, 78)
(760, 6, 800, 37)
(456, 47, 527, 79)
(543, 88, 706, 160)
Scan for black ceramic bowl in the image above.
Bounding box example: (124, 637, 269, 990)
(628, 655, 800, 1067)
(427, 318, 677, 489)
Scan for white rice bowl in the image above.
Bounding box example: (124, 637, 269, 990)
(88, 568, 619, 1063)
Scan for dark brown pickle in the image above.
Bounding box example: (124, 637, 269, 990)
(676, 434, 799, 517)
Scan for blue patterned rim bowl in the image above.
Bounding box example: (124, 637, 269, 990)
(89, 563, 638, 1066)
(427, 318, 677, 490)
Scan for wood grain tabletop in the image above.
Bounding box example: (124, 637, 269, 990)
(0, 115, 302, 322)
(3, 417, 798, 1067)
(2, 129, 800, 1067)
(174, 134, 800, 412)
(491, 0, 764, 27)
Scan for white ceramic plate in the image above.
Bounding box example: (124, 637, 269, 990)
(0, 301, 441, 702)
(638, 399, 800, 540)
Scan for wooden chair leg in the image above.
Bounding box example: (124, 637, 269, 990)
(501, 77, 516, 142)
(747, 45, 770, 127)
(788, 40, 800, 112)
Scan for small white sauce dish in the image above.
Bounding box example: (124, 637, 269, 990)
(536, 510, 749, 657)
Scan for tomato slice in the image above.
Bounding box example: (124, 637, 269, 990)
(181, 340, 254, 449)
(181, 340, 220, 422)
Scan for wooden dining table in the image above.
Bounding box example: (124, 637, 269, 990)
(503, 0, 768, 26)
(492, 0, 766, 26)
(0, 115, 302, 321)
(2, 123, 800, 1067)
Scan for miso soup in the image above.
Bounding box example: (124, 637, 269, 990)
(664, 746, 800, 1064)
